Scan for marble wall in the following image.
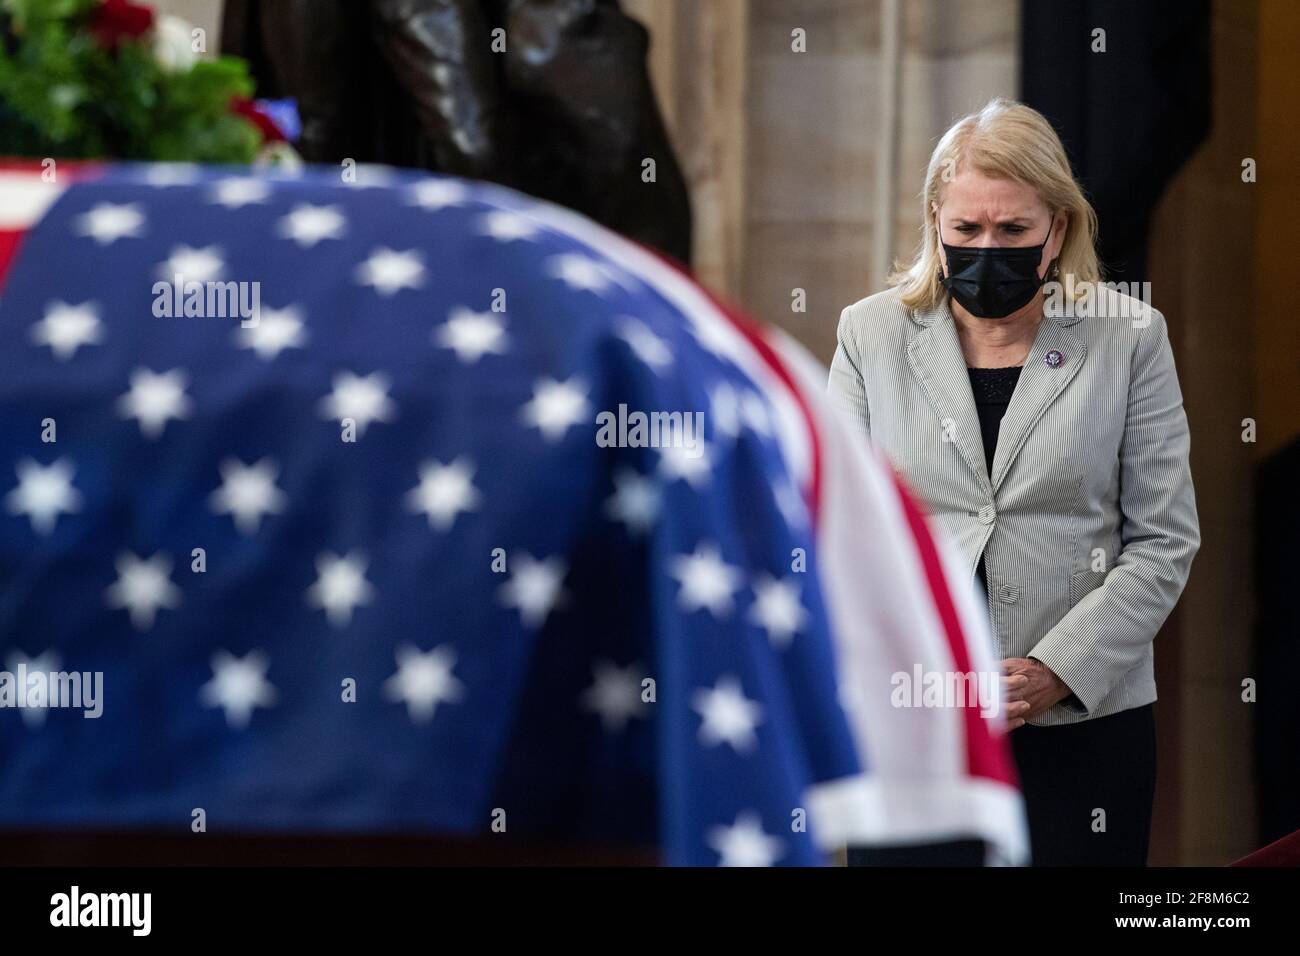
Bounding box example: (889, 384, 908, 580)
(746, 0, 1018, 363)
(627, 0, 1019, 363)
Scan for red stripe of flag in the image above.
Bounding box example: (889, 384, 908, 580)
(0, 159, 104, 291)
(0, 229, 27, 293)
(889, 467, 1018, 787)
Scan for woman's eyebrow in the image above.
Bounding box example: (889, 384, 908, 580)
(945, 215, 1034, 225)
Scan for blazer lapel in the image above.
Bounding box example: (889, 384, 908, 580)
(906, 303, 992, 496)
(990, 316, 1086, 494)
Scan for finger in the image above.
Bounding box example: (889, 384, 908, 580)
(1006, 717, 1025, 731)
(1004, 677, 1031, 702)
(998, 701, 1030, 721)
(1002, 674, 1030, 693)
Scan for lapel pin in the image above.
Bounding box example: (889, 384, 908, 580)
(1044, 349, 1063, 368)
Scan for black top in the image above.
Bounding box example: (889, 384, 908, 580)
(968, 366, 1022, 592)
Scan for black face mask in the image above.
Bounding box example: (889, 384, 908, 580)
(939, 227, 1052, 318)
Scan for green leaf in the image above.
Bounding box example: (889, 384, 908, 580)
(1, 10, 269, 163)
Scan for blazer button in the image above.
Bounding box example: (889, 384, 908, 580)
(978, 504, 996, 525)
(997, 583, 1020, 605)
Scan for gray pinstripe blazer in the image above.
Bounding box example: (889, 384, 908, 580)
(829, 288, 1200, 726)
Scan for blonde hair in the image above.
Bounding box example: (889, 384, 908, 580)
(890, 98, 1101, 311)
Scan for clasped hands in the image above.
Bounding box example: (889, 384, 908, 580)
(1000, 657, 1072, 731)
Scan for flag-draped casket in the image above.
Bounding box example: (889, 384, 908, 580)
(0, 164, 1025, 865)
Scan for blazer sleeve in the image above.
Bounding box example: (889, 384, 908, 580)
(1027, 309, 1201, 714)
(828, 306, 872, 441)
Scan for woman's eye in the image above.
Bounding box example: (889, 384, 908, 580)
(955, 225, 978, 234)
(1004, 225, 1026, 235)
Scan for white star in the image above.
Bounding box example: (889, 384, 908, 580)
(348, 164, 398, 188)
(4, 458, 81, 535)
(276, 203, 346, 247)
(209, 458, 287, 535)
(235, 304, 307, 360)
(142, 163, 200, 187)
(4, 648, 60, 727)
(710, 382, 742, 440)
(116, 367, 192, 439)
(498, 553, 567, 628)
(406, 459, 481, 531)
(546, 253, 621, 295)
(306, 551, 374, 628)
(749, 575, 808, 648)
(838, 672, 870, 720)
(383, 644, 466, 723)
(104, 551, 181, 631)
(693, 675, 764, 753)
(615, 317, 673, 371)
(355, 247, 425, 296)
(318, 371, 396, 437)
(434, 308, 509, 363)
(658, 440, 712, 489)
(669, 543, 742, 618)
(688, 315, 736, 360)
(476, 210, 540, 242)
(157, 244, 224, 282)
(199, 650, 277, 728)
(74, 202, 145, 244)
(209, 177, 272, 209)
(741, 390, 772, 435)
(773, 479, 808, 530)
(520, 377, 590, 443)
(30, 300, 102, 360)
(581, 660, 649, 733)
(707, 812, 784, 867)
(407, 179, 470, 211)
(604, 468, 660, 536)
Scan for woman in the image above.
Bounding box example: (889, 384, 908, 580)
(830, 99, 1200, 866)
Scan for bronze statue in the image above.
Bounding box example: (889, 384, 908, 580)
(222, 0, 692, 264)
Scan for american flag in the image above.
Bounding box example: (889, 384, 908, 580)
(0, 162, 1025, 865)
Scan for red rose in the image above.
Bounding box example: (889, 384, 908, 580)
(229, 97, 288, 144)
(89, 0, 156, 51)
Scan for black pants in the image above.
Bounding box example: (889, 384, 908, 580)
(1011, 703, 1157, 866)
(847, 704, 1157, 867)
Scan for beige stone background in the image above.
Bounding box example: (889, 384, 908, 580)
(154, 0, 1298, 867)
(152, 0, 221, 46)
(625, 0, 1019, 364)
